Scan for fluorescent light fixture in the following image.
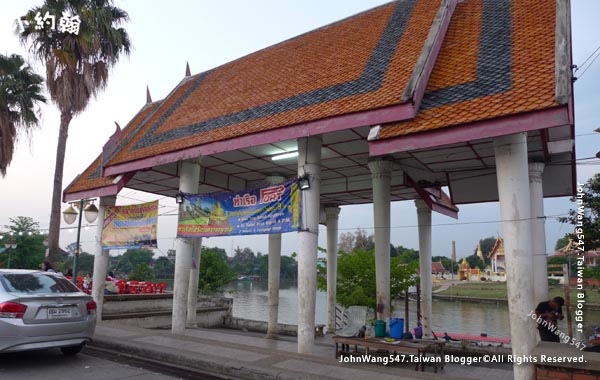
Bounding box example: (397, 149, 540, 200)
(271, 151, 299, 161)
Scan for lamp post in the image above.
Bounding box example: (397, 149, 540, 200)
(63, 199, 98, 282)
(2, 233, 17, 269)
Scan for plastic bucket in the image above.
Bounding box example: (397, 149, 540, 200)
(374, 320, 386, 338)
(389, 318, 404, 339)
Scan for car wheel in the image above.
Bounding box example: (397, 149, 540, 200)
(61, 345, 83, 356)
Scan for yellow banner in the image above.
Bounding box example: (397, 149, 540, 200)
(102, 201, 158, 249)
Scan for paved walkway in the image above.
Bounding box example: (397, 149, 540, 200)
(91, 321, 514, 380)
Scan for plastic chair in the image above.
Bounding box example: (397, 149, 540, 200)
(128, 280, 140, 294)
(336, 306, 368, 337)
(116, 280, 127, 294)
(142, 282, 155, 294)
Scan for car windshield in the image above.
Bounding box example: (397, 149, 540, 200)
(0, 273, 81, 294)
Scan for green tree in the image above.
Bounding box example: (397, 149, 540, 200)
(583, 265, 600, 282)
(128, 263, 155, 281)
(555, 235, 571, 251)
(1, 216, 45, 269)
(199, 247, 236, 293)
(19, 0, 131, 263)
(559, 173, 600, 250)
(231, 246, 256, 275)
(114, 248, 154, 275)
(317, 249, 418, 309)
(478, 236, 497, 257)
(280, 255, 298, 280)
(354, 229, 375, 252)
(397, 245, 419, 264)
(154, 256, 175, 279)
(62, 252, 94, 275)
(547, 255, 577, 277)
(255, 254, 269, 278)
(389, 244, 399, 258)
(338, 229, 375, 253)
(0, 53, 46, 176)
(465, 254, 485, 270)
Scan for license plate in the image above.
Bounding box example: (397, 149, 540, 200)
(48, 307, 72, 319)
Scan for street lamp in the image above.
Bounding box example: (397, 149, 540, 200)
(1, 233, 17, 269)
(63, 199, 98, 281)
(298, 174, 311, 190)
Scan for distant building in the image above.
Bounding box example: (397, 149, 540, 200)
(488, 237, 505, 273)
(458, 257, 480, 281)
(431, 261, 446, 276)
(554, 239, 599, 268)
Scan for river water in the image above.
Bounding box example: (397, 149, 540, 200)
(222, 280, 599, 341)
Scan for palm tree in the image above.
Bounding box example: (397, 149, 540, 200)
(19, 0, 131, 262)
(0, 53, 46, 176)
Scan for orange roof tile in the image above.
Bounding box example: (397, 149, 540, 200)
(378, 0, 559, 139)
(103, 0, 440, 167)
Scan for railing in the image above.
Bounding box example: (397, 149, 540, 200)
(335, 304, 349, 330)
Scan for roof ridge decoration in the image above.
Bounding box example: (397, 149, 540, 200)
(370, 0, 571, 155)
(402, 0, 457, 106)
(101, 122, 122, 167)
(420, 0, 512, 111)
(62, 100, 162, 200)
(99, 72, 207, 169)
(555, 0, 572, 105)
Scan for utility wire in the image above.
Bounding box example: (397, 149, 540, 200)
(575, 45, 600, 79)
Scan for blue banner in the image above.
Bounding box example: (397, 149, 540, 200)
(177, 180, 301, 237)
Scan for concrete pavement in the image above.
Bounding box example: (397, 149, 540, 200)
(90, 321, 514, 380)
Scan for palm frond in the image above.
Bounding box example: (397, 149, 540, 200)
(0, 53, 46, 176)
(19, 0, 131, 114)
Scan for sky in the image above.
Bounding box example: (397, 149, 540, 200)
(0, 0, 599, 262)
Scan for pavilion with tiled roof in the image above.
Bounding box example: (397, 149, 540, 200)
(63, 1, 575, 375)
(488, 236, 505, 271)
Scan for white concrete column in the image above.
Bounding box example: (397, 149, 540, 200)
(266, 233, 282, 338)
(529, 162, 548, 304)
(325, 205, 341, 334)
(172, 159, 201, 334)
(368, 158, 393, 323)
(91, 195, 116, 321)
(415, 199, 432, 339)
(266, 174, 286, 339)
(494, 133, 536, 380)
(297, 136, 322, 354)
(187, 237, 202, 327)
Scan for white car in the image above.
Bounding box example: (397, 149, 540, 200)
(0, 269, 96, 355)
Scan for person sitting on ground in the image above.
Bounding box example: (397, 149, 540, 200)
(534, 296, 564, 342)
(104, 271, 119, 294)
(105, 278, 119, 294)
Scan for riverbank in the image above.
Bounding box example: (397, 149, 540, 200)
(432, 281, 600, 310)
